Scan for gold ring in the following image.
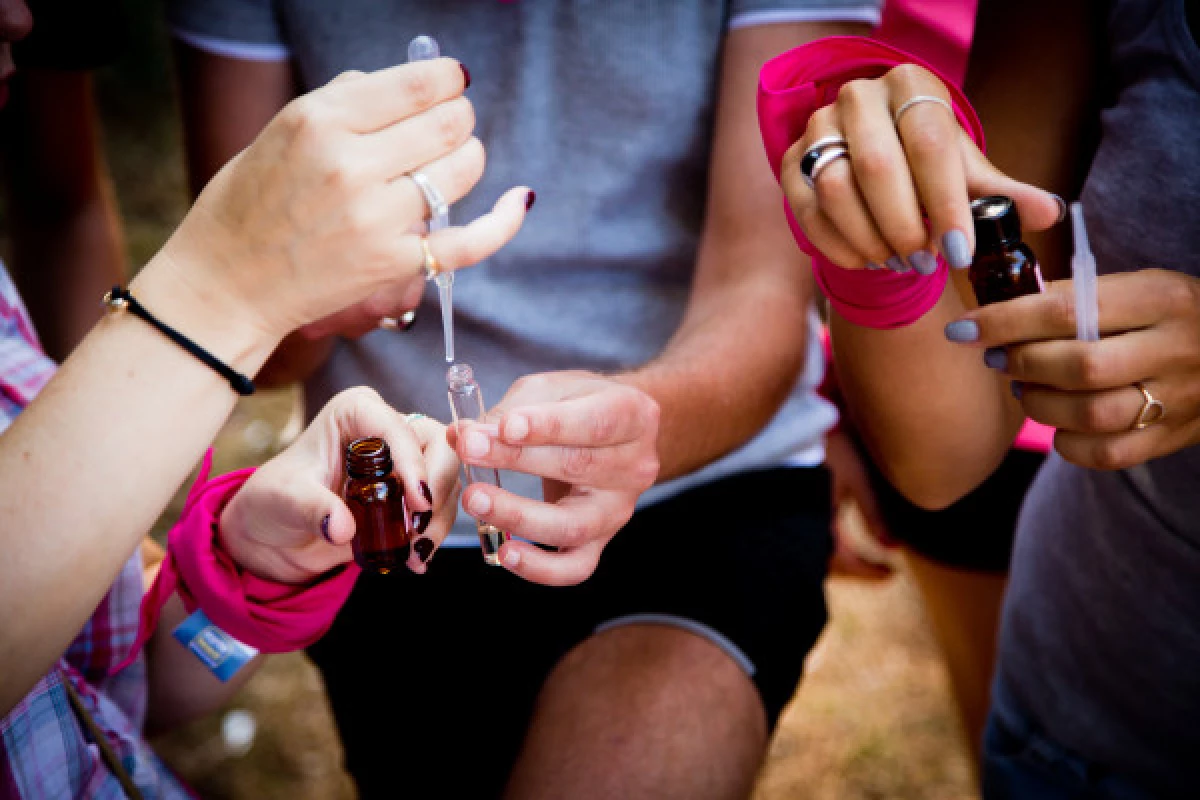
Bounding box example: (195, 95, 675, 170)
(1132, 382, 1165, 430)
(420, 236, 441, 280)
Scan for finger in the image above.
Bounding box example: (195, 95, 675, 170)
(891, 94, 972, 269)
(1001, 330, 1162, 391)
(780, 132, 870, 270)
(384, 135, 486, 223)
(491, 389, 657, 448)
(838, 77, 932, 269)
(802, 107, 894, 269)
(365, 96, 476, 181)
(300, 279, 426, 340)
(322, 58, 468, 133)
(307, 488, 358, 548)
(1016, 382, 1154, 435)
(960, 134, 1063, 238)
(408, 482, 461, 575)
(1053, 425, 1168, 472)
(497, 538, 606, 587)
(326, 387, 431, 512)
(955, 273, 1173, 348)
(412, 185, 533, 274)
(461, 436, 657, 492)
(409, 417, 461, 513)
(461, 485, 632, 550)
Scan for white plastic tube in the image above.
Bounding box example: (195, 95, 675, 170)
(1070, 203, 1099, 342)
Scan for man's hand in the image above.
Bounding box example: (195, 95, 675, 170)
(449, 371, 660, 586)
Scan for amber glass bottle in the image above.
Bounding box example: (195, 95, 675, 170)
(968, 195, 1044, 306)
(343, 437, 411, 574)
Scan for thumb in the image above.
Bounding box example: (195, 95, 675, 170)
(303, 484, 357, 547)
(960, 134, 1064, 249)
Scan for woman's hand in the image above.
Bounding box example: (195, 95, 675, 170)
(219, 388, 461, 583)
(154, 58, 531, 342)
(946, 270, 1200, 470)
(779, 64, 1061, 273)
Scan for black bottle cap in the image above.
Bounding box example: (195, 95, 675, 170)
(971, 195, 1022, 250)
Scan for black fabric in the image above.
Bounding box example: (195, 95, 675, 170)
(308, 466, 833, 799)
(13, 0, 127, 71)
(871, 448, 1045, 574)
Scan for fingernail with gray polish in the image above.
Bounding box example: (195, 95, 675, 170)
(867, 261, 884, 271)
(984, 346, 1008, 370)
(1010, 381, 1023, 400)
(1052, 194, 1067, 224)
(908, 250, 938, 276)
(944, 319, 980, 342)
(886, 255, 910, 273)
(941, 229, 972, 269)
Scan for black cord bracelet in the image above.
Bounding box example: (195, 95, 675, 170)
(103, 286, 256, 396)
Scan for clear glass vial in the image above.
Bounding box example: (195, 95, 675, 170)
(447, 363, 510, 566)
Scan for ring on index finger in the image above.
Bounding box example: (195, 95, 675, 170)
(800, 135, 850, 191)
(419, 236, 442, 280)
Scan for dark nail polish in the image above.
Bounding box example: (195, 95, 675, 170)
(525, 190, 537, 211)
(1010, 381, 1023, 400)
(944, 319, 980, 343)
(420, 481, 433, 505)
(1052, 194, 1067, 224)
(320, 514, 332, 544)
(984, 346, 1008, 371)
(459, 63, 471, 90)
(412, 510, 433, 535)
(414, 536, 435, 563)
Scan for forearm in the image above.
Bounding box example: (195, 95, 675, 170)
(144, 594, 263, 735)
(830, 271, 1022, 509)
(0, 257, 277, 715)
(619, 246, 811, 480)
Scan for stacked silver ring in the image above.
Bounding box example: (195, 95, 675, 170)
(799, 135, 850, 191)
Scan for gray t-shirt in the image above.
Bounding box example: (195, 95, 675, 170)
(169, 0, 879, 545)
(998, 0, 1200, 793)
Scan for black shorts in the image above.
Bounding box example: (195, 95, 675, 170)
(308, 466, 832, 798)
(871, 448, 1046, 573)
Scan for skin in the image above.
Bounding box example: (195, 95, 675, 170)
(177, 17, 862, 798)
(0, 20, 529, 716)
(1, 70, 127, 361)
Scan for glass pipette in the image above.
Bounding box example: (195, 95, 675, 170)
(408, 34, 456, 363)
(1070, 203, 1099, 342)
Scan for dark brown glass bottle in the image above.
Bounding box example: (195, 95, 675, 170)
(968, 195, 1044, 306)
(343, 437, 411, 574)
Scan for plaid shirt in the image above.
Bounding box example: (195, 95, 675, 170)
(0, 264, 191, 798)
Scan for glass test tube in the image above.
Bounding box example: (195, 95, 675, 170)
(447, 363, 510, 565)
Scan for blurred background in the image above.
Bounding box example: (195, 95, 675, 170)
(1, 4, 977, 798)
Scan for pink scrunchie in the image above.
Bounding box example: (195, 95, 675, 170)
(114, 449, 359, 673)
(757, 36, 986, 329)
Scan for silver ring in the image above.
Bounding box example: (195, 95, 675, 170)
(409, 170, 448, 221)
(405, 412, 428, 425)
(803, 145, 850, 190)
(893, 94, 953, 126)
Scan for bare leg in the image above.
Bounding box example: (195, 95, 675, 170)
(904, 550, 1008, 775)
(504, 624, 769, 800)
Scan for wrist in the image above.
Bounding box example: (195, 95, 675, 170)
(131, 249, 281, 380)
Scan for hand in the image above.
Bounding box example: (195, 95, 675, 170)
(824, 428, 895, 581)
(448, 371, 660, 586)
(947, 270, 1200, 470)
(779, 64, 1061, 272)
(157, 58, 531, 340)
(219, 388, 460, 583)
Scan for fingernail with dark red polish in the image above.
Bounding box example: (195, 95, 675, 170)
(525, 190, 536, 211)
(420, 481, 433, 505)
(400, 309, 417, 331)
(414, 536, 435, 563)
(320, 514, 332, 543)
(460, 63, 471, 90)
(412, 510, 433, 535)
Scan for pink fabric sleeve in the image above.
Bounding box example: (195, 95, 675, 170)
(114, 450, 360, 673)
(757, 36, 986, 329)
